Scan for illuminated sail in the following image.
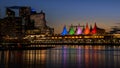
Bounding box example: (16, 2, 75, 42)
(84, 23, 90, 35)
(91, 23, 97, 34)
(69, 26, 75, 35)
(76, 25, 82, 35)
(61, 26, 68, 36)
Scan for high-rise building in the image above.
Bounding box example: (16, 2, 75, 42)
(1, 6, 54, 40)
(6, 6, 33, 30)
(19, 7, 32, 30)
(19, 7, 31, 17)
(1, 17, 23, 38)
(30, 10, 46, 29)
(6, 8, 15, 17)
(30, 10, 54, 35)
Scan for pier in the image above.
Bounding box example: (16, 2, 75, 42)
(1, 34, 120, 50)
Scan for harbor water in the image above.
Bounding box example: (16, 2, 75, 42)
(0, 45, 120, 68)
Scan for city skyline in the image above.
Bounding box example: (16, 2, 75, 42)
(0, 0, 120, 34)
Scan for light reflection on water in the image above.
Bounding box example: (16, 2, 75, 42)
(0, 45, 120, 68)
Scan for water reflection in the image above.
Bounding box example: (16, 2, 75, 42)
(0, 45, 120, 68)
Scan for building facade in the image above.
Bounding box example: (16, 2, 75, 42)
(0, 17, 23, 38)
(30, 10, 54, 35)
(1, 6, 54, 40)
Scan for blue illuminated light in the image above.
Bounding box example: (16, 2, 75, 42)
(61, 26, 68, 36)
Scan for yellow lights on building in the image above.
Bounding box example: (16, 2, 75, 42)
(84, 36, 104, 38)
(61, 35, 104, 39)
(64, 36, 82, 39)
(55, 37, 58, 39)
(79, 36, 82, 38)
(93, 36, 104, 38)
(113, 34, 120, 38)
(71, 36, 75, 39)
(24, 34, 105, 40)
(84, 36, 90, 38)
(75, 36, 78, 38)
(51, 36, 62, 39)
(64, 36, 67, 39)
(51, 37, 54, 39)
(58, 37, 62, 39)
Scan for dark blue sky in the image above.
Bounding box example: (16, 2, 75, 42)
(0, 0, 120, 33)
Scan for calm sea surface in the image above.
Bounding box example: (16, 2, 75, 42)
(0, 45, 120, 68)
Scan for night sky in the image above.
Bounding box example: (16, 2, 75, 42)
(0, 0, 120, 34)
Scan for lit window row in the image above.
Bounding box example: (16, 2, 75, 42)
(52, 36, 104, 39)
(51, 37, 62, 39)
(84, 36, 104, 38)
